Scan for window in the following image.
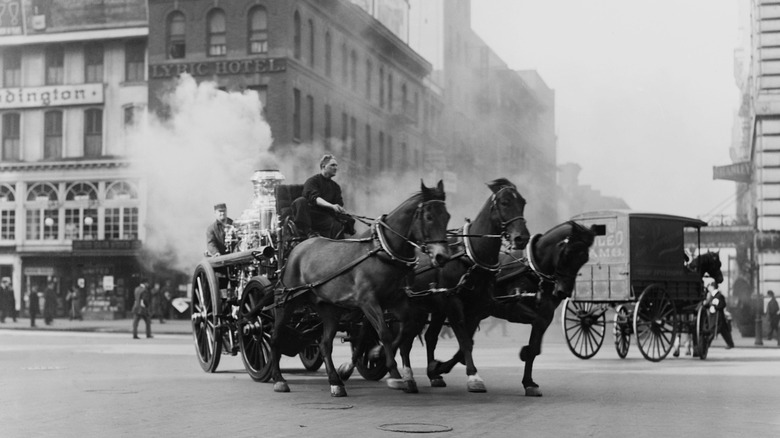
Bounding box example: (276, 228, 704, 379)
(25, 183, 59, 241)
(388, 73, 393, 111)
(2, 113, 20, 161)
(387, 135, 393, 170)
(125, 40, 145, 82)
(341, 43, 348, 85)
(0, 185, 15, 241)
(105, 181, 139, 240)
(293, 88, 301, 140)
(167, 11, 186, 59)
(401, 142, 408, 168)
(307, 95, 314, 141)
(414, 92, 420, 125)
(365, 124, 371, 168)
(3, 48, 21, 87)
(104, 208, 121, 240)
(207, 9, 227, 56)
(84, 109, 102, 158)
(308, 19, 315, 66)
(379, 66, 385, 108)
(350, 50, 357, 91)
(84, 43, 103, 83)
(378, 131, 384, 171)
(248, 7, 268, 54)
(325, 32, 332, 77)
(324, 104, 332, 141)
(365, 59, 372, 100)
(350, 117, 357, 162)
(294, 12, 302, 59)
(45, 45, 64, 85)
(341, 112, 348, 153)
(401, 83, 408, 111)
(65, 182, 98, 240)
(44, 111, 63, 160)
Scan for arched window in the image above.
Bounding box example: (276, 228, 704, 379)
(167, 11, 186, 59)
(401, 83, 408, 112)
(350, 50, 357, 91)
(26, 183, 59, 241)
(324, 32, 332, 77)
(45, 45, 64, 85)
(308, 19, 315, 66)
(379, 66, 385, 108)
(248, 6, 268, 54)
(341, 43, 348, 85)
(293, 11, 302, 59)
(105, 181, 139, 240)
(2, 48, 21, 87)
(365, 59, 372, 100)
(65, 182, 98, 240)
(43, 110, 63, 160)
(0, 184, 16, 241)
(84, 108, 102, 158)
(84, 42, 103, 83)
(207, 9, 227, 57)
(2, 112, 20, 161)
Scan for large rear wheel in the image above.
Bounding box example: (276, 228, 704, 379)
(613, 304, 631, 359)
(299, 343, 324, 371)
(695, 304, 714, 360)
(561, 299, 606, 360)
(191, 262, 222, 372)
(238, 277, 275, 382)
(633, 284, 677, 362)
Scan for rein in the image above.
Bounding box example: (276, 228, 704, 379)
(462, 222, 501, 271)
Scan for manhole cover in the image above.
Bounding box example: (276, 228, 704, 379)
(85, 389, 138, 395)
(294, 402, 353, 410)
(377, 423, 453, 434)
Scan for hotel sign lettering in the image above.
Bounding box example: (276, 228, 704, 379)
(0, 83, 104, 109)
(149, 58, 287, 79)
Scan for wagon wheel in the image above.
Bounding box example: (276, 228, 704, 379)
(299, 343, 324, 371)
(633, 284, 677, 362)
(238, 277, 275, 382)
(613, 304, 631, 359)
(191, 262, 222, 373)
(561, 298, 606, 360)
(355, 339, 388, 381)
(695, 304, 714, 360)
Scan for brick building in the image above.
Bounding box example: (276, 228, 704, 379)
(147, 0, 444, 209)
(0, 0, 148, 317)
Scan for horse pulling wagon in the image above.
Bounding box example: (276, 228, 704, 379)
(561, 211, 724, 362)
(190, 170, 389, 383)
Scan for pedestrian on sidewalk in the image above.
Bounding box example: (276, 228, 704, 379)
(766, 290, 779, 342)
(132, 278, 152, 339)
(43, 280, 57, 326)
(151, 282, 166, 324)
(0, 277, 13, 323)
(28, 287, 40, 328)
(66, 283, 83, 321)
(705, 281, 735, 349)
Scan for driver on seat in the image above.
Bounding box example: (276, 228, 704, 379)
(291, 154, 355, 239)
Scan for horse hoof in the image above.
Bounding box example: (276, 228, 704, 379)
(273, 382, 290, 393)
(429, 377, 447, 388)
(467, 374, 487, 393)
(330, 385, 347, 397)
(337, 362, 355, 381)
(525, 386, 543, 397)
(519, 346, 529, 362)
(403, 379, 419, 394)
(386, 378, 406, 390)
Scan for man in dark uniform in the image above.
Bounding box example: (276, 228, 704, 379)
(132, 278, 152, 339)
(704, 281, 735, 349)
(291, 154, 355, 239)
(206, 203, 234, 256)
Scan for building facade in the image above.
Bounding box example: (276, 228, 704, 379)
(0, 0, 148, 317)
(147, 0, 443, 210)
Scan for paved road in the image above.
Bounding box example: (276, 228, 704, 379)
(2, 319, 779, 437)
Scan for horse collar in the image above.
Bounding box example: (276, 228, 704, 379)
(374, 216, 419, 267)
(462, 222, 500, 271)
(526, 233, 555, 282)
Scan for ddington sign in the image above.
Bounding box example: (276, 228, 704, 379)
(0, 83, 104, 109)
(149, 58, 287, 79)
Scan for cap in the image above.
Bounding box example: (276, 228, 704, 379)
(214, 203, 227, 211)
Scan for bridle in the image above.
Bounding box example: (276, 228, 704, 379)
(489, 186, 527, 240)
(375, 199, 448, 267)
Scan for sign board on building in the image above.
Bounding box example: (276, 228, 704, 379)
(149, 58, 287, 79)
(23, 266, 54, 276)
(23, 0, 146, 34)
(72, 239, 141, 251)
(713, 161, 752, 183)
(102, 275, 114, 291)
(0, 84, 103, 109)
(0, 0, 25, 36)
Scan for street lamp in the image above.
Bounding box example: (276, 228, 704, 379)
(44, 217, 54, 227)
(84, 216, 93, 226)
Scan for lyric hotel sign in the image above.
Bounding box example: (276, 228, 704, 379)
(149, 58, 287, 79)
(0, 83, 103, 109)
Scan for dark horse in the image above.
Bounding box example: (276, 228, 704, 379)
(428, 221, 599, 396)
(269, 180, 451, 397)
(389, 178, 530, 393)
(687, 251, 723, 284)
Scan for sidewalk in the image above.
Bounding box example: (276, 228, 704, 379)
(0, 316, 192, 336)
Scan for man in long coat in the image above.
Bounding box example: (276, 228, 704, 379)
(206, 203, 233, 256)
